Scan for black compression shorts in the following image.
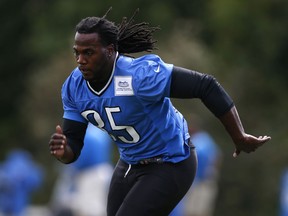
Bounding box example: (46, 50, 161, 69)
(107, 148, 197, 216)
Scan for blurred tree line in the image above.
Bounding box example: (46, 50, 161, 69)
(0, 0, 287, 215)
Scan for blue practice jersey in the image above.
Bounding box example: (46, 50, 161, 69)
(62, 53, 191, 164)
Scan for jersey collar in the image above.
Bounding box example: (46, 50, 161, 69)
(87, 52, 119, 96)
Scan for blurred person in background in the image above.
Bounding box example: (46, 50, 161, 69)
(50, 123, 114, 216)
(0, 149, 43, 216)
(280, 168, 288, 216)
(185, 117, 222, 216)
(170, 116, 222, 216)
(48, 8, 271, 216)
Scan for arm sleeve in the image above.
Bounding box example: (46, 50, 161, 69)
(170, 66, 234, 117)
(62, 118, 88, 161)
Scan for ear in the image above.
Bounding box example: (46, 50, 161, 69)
(106, 44, 115, 56)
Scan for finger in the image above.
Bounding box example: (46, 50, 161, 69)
(259, 135, 271, 141)
(50, 149, 64, 156)
(257, 136, 271, 146)
(49, 141, 64, 149)
(50, 145, 64, 155)
(233, 149, 241, 158)
(56, 125, 63, 134)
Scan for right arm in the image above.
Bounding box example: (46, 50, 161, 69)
(49, 119, 87, 164)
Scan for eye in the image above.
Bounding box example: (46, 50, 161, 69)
(85, 50, 94, 56)
(73, 49, 79, 58)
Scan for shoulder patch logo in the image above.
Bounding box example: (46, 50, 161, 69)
(118, 81, 129, 87)
(115, 76, 134, 96)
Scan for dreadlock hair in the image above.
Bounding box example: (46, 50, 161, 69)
(75, 7, 160, 54)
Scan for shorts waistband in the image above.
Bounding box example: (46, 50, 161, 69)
(119, 146, 194, 167)
(138, 156, 164, 164)
(119, 156, 164, 168)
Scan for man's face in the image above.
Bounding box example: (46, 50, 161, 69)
(73, 32, 111, 81)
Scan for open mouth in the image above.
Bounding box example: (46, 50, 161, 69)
(80, 68, 91, 75)
(81, 70, 89, 74)
(80, 69, 92, 80)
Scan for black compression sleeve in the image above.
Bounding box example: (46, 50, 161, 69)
(170, 66, 234, 117)
(63, 118, 88, 162)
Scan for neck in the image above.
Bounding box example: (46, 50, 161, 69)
(89, 52, 118, 91)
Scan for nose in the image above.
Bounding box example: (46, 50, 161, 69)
(76, 54, 87, 65)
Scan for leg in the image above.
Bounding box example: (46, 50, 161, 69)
(107, 161, 135, 216)
(116, 150, 197, 216)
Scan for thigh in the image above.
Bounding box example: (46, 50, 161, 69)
(107, 161, 134, 216)
(117, 151, 197, 216)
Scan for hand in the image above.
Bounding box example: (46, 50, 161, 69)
(49, 125, 67, 159)
(233, 134, 271, 158)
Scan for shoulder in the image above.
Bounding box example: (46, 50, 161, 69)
(116, 54, 173, 75)
(65, 68, 83, 83)
(62, 68, 85, 98)
(63, 68, 84, 89)
(133, 54, 165, 64)
(117, 55, 173, 100)
(117, 54, 172, 68)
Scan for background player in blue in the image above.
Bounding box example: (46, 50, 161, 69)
(49, 8, 271, 216)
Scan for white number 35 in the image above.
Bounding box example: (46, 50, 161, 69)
(81, 107, 140, 143)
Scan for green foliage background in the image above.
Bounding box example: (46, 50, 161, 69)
(1, 0, 287, 215)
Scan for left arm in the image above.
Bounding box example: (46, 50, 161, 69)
(218, 106, 270, 157)
(170, 66, 271, 157)
(170, 66, 234, 117)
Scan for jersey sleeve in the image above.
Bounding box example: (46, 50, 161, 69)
(133, 55, 173, 102)
(61, 71, 88, 123)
